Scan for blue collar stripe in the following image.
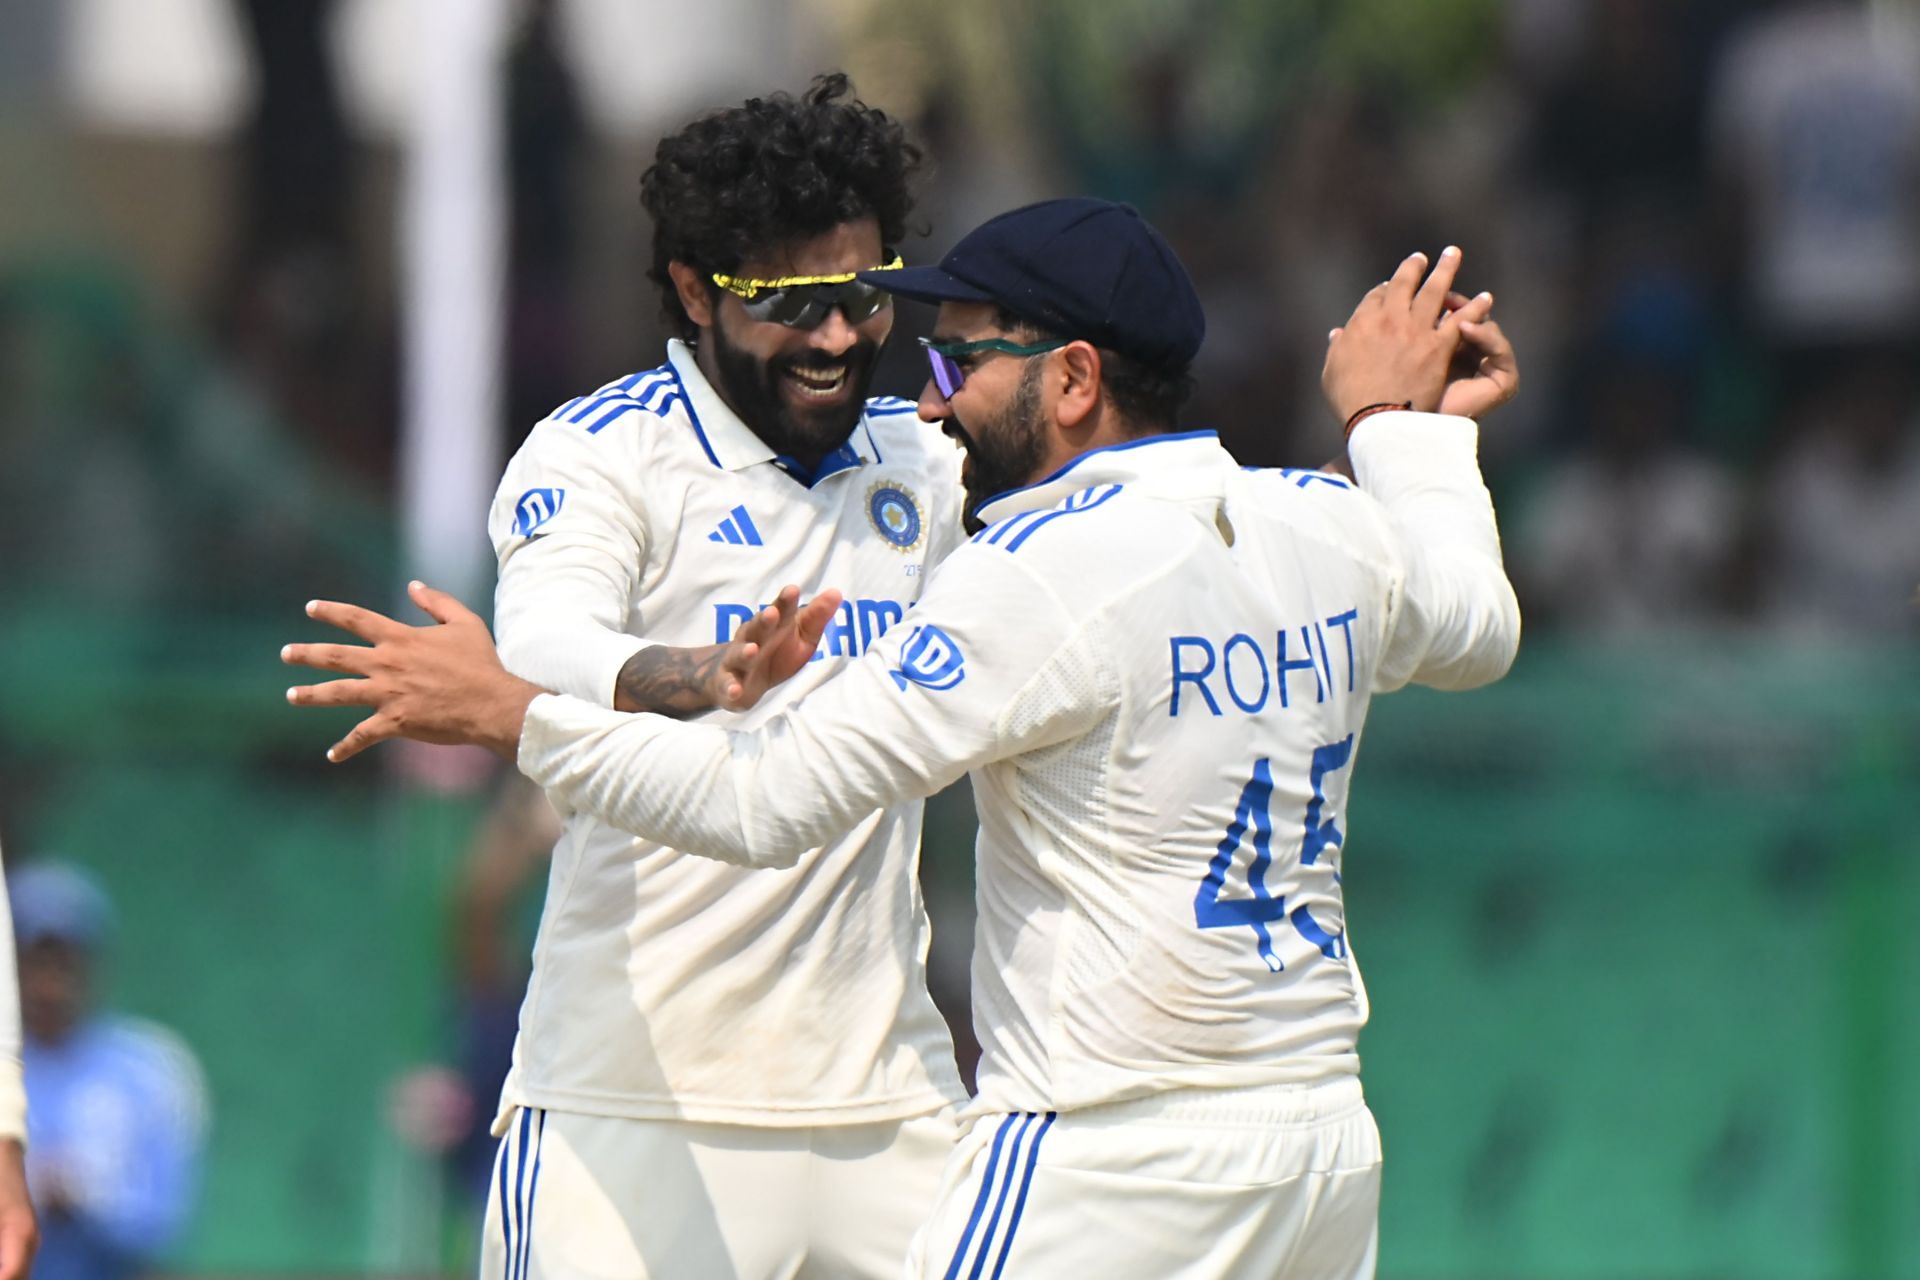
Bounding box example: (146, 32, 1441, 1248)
(668, 364, 723, 469)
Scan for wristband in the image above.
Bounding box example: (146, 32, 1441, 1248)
(1343, 401, 1413, 438)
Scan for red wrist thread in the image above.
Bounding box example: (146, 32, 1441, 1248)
(1343, 401, 1413, 438)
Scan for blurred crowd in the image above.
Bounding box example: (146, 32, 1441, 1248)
(3, 0, 1917, 642)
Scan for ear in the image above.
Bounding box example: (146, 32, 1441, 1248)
(1055, 341, 1103, 429)
(668, 261, 717, 329)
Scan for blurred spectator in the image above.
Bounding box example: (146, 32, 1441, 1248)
(502, 0, 589, 449)
(1760, 353, 1920, 638)
(1707, 0, 1920, 365)
(379, 775, 555, 1270)
(12, 863, 208, 1280)
(1516, 287, 1741, 633)
(444, 777, 555, 1199)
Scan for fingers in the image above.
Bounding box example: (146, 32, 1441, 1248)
(408, 579, 479, 628)
(1442, 290, 1495, 332)
(796, 590, 844, 650)
(1456, 315, 1511, 364)
(328, 713, 397, 763)
(280, 642, 373, 677)
(305, 599, 406, 644)
(1382, 251, 1429, 310)
(285, 678, 379, 708)
(1413, 246, 1462, 322)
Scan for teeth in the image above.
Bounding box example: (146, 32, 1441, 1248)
(786, 368, 848, 400)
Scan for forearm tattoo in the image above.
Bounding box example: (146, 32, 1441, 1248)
(613, 645, 726, 718)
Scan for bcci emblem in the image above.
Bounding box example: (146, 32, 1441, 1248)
(866, 483, 923, 552)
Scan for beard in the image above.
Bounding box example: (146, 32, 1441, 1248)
(707, 318, 881, 468)
(956, 360, 1049, 534)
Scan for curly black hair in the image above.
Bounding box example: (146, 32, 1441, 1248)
(640, 73, 922, 340)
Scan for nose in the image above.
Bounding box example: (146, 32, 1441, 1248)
(917, 378, 950, 423)
(807, 307, 859, 357)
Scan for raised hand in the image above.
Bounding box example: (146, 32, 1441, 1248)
(712, 585, 846, 712)
(1436, 291, 1518, 420)
(1323, 247, 1493, 425)
(282, 581, 545, 762)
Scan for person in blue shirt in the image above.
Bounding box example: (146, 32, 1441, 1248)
(11, 862, 208, 1280)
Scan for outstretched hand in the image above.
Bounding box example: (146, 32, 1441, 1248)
(282, 580, 545, 762)
(712, 585, 845, 712)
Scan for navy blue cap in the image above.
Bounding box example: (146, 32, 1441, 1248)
(861, 197, 1205, 370)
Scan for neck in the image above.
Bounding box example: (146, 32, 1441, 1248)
(1030, 409, 1163, 486)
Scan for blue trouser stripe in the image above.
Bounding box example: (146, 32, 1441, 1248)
(989, 1112, 1056, 1279)
(942, 1115, 1018, 1280)
(518, 1109, 545, 1280)
(495, 1123, 514, 1279)
(510, 1108, 533, 1280)
(968, 1114, 1037, 1280)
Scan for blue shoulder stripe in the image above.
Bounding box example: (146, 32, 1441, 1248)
(977, 484, 1124, 553)
(613, 365, 671, 394)
(1276, 466, 1353, 490)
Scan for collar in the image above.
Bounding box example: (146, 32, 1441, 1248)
(666, 340, 881, 486)
(972, 430, 1230, 526)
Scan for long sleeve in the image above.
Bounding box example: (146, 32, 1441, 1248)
(488, 413, 656, 706)
(0, 843, 24, 1145)
(518, 545, 1108, 867)
(1349, 410, 1522, 692)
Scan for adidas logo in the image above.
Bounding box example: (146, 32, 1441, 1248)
(708, 505, 764, 546)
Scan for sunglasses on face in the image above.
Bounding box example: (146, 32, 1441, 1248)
(918, 335, 1070, 400)
(710, 254, 905, 329)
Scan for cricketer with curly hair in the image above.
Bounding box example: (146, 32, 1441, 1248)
(473, 75, 969, 1278)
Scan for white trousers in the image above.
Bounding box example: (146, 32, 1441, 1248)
(480, 1105, 958, 1280)
(907, 1077, 1381, 1280)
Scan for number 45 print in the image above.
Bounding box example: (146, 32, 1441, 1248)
(1193, 736, 1354, 972)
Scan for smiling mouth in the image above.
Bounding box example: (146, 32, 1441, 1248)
(782, 365, 850, 401)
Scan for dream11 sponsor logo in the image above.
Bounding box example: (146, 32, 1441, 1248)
(889, 625, 966, 692)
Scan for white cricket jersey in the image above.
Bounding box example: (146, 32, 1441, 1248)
(0, 840, 24, 1142)
(517, 413, 1520, 1116)
(486, 339, 969, 1128)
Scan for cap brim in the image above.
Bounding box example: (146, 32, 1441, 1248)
(858, 265, 996, 307)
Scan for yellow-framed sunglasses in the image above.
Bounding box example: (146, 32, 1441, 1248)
(710, 253, 905, 329)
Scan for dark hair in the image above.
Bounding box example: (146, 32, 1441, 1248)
(640, 73, 921, 339)
(992, 306, 1196, 432)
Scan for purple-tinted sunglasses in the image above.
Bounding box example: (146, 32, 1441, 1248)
(919, 335, 1069, 400)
